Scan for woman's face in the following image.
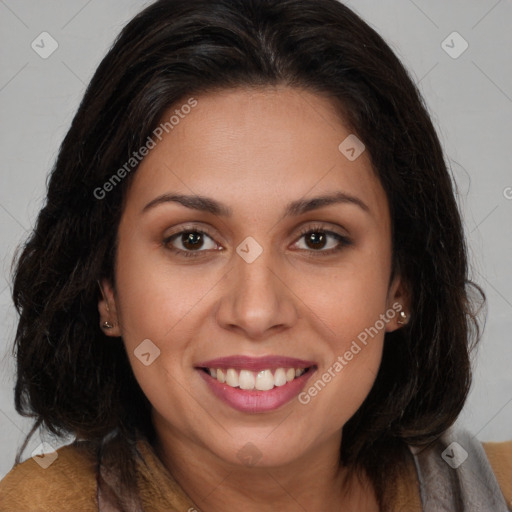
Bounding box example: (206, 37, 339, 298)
(100, 86, 407, 468)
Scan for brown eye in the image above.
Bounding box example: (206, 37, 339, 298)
(181, 232, 205, 250)
(164, 230, 218, 255)
(294, 228, 351, 253)
(304, 232, 328, 250)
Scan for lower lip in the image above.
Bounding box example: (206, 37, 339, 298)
(197, 368, 316, 413)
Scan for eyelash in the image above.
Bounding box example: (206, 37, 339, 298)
(162, 224, 352, 259)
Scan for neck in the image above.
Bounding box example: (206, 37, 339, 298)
(152, 421, 379, 512)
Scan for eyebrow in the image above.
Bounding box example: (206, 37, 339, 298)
(142, 191, 370, 218)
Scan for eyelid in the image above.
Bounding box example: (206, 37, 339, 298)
(163, 223, 219, 241)
(295, 222, 349, 239)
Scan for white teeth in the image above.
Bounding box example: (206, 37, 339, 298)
(274, 368, 287, 387)
(239, 370, 255, 390)
(255, 370, 274, 391)
(207, 366, 310, 391)
(226, 368, 239, 387)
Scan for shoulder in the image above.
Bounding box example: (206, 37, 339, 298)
(482, 439, 512, 509)
(0, 441, 98, 512)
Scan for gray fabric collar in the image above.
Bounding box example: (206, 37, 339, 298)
(410, 428, 509, 511)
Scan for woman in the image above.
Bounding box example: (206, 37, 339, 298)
(0, 0, 510, 510)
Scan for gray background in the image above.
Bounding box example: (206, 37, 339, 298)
(0, 0, 511, 479)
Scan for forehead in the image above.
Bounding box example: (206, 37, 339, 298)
(124, 86, 388, 223)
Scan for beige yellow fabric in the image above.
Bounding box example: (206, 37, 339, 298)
(0, 438, 510, 511)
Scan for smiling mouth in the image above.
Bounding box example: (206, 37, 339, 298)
(198, 366, 315, 391)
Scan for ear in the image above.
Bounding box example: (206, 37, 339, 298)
(385, 274, 411, 332)
(97, 278, 122, 337)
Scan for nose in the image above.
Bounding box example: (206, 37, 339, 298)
(215, 246, 299, 340)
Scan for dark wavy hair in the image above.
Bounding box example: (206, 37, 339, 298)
(10, 0, 484, 508)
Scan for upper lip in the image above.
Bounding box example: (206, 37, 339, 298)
(195, 355, 317, 372)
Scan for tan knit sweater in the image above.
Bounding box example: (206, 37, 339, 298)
(0, 438, 511, 511)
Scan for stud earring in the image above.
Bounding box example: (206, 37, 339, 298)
(102, 321, 114, 329)
(397, 311, 407, 325)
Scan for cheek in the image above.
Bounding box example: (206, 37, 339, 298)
(298, 273, 388, 428)
(292, 248, 390, 423)
(112, 234, 225, 411)
(112, 242, 200, 425)
(295, 247, 391, 340)
(113, 234, 214, 347)
(299, 341, 384, 437)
